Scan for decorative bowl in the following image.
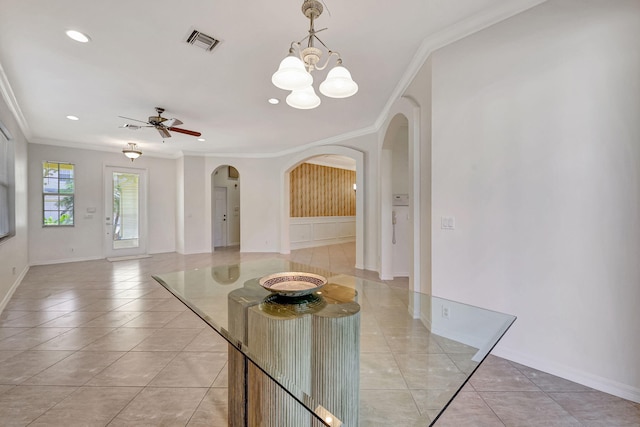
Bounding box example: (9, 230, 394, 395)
(258, 272, 327, 297)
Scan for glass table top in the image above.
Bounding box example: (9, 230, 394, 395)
(153, 258, 515, 426)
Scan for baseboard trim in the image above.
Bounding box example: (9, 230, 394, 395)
(492, 346, 640, 403)
(106, 254, 151, 262)
(29, 255, 104, 266)
(290, 237, 356, 250)
(0, 265, 29, 313)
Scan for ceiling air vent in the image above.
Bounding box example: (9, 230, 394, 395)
(186, 30, 220, 52)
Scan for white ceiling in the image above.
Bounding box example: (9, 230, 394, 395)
(0, 0, 545, 158)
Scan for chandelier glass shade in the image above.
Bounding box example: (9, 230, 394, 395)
(286, 86, 322, 110)
(272, 55, 313, 91)
(319, 65, 358, 98)
(272, 0, 358, 109)
(122, 142, 142, 161)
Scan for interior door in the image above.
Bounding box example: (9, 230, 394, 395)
(104, 166, 147, 258)
(214, 186, 227, 247)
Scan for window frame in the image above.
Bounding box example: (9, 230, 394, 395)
(42, 161, 75, 227)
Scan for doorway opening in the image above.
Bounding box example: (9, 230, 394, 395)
(280, 146, 364, 269)
(381, 114, 412, 280)
(288, 156, 356, 258)
(104, 166, 148, 258)
(212, 165, 240, 250)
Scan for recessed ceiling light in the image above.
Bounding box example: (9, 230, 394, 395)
(66, 115, 79, 121)
(65, 30, 90, 43)
(268, 98, 280, 105)
(197, 138, 206, 142)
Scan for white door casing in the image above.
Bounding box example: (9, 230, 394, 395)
(104, 166, 148, 258)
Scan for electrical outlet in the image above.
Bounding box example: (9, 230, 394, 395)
(442, 306, 450, 319)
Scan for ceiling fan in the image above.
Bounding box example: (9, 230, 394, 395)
(119, 107, 202, 139)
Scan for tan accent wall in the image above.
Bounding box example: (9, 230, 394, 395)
(290, 163, 356, 217)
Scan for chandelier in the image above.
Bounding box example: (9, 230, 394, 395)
(122, 142, 142, 161)
(272, 0, 358, 109)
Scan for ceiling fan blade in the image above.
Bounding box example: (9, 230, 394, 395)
(168, 127, 202, 137)
(163, 118, 183, 127)
(118, 115, 149, 124)
(120, 124, 142, 130)
(157, 127, 172, 138)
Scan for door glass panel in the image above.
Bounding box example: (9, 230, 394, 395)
(112, 172, 139, 250)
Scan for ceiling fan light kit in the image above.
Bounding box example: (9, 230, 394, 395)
(122, 142, 142, 161)
(272, 0, 358, 110)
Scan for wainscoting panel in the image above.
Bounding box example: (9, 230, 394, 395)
(290, 217, 356, 249)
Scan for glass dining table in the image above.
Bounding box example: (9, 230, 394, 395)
(153, 258, 515, 426)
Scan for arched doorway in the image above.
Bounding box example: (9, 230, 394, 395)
(288, 155, 356, 254)
(280, 146, 364, 269)
(382, 115, 411, 279)
(211, 165, 240, 250)
(379, 96, 422, 293)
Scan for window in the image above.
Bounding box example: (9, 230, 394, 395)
(43, 162, 75, 226)
(0, 124, 13, 239)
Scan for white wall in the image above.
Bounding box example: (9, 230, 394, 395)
(391, 126, 409, 195)
(28, 144, 177, 264)
(175, 156, 185, 254)
(0, 95, 28, 312)
(429, 0, 640, 401)
(179, 156, 207, 254)
(404, 58, 433, 295)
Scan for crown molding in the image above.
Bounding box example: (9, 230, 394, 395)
(374, 0, 548, 131)
(29, 137, 178, 159)
(0, 61, 31, 140)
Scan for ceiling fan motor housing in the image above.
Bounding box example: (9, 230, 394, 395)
(149, 107, 167, 125)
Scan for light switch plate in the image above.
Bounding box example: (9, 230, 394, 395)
(441, 216, 456, 230)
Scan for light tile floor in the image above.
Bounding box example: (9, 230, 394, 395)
(0, 243, 638, 426)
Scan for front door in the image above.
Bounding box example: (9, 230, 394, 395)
(104, 166, 147, 258)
